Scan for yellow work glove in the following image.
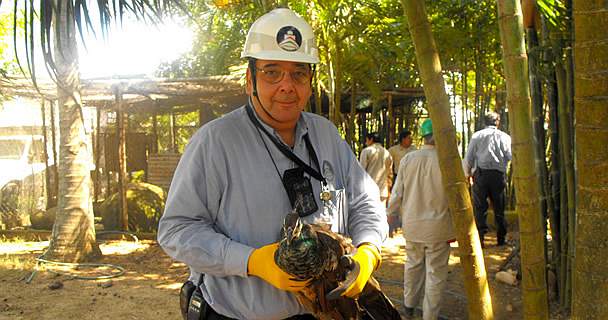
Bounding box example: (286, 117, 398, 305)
(343, 243, 381, 298)
(247, 242, 309, 292)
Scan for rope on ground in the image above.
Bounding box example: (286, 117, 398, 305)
(25, 231, 139, 283)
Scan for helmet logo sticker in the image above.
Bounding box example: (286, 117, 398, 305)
(276, 26, 302, 52)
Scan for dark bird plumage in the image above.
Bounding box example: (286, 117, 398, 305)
(275, 211, 402, 320)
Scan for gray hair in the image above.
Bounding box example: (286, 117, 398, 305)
(423, 134, 435, 145)
(484, 112, 500, 126)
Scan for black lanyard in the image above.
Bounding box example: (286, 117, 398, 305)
(245, 103, 326, 185)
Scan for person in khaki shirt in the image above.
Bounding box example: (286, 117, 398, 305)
(359, 132, 393, 204)
(388, 130, 417, 176)
(388, 119, 455, 320)
(386, 130, 416, 236)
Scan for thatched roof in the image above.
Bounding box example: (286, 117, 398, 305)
(1, 75, 424, 115)
(0, 75, 248, 114)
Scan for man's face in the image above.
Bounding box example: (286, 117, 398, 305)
(246, 60, 313, 129)
(402, 135, 412, 147)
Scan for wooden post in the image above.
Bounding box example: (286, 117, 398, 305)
(152, 113, 159, 152)
(114, 87, 129, 231)
(49, 100, 59, 205)
(387, 93, 394, 146)
(360, 112, 367, 155)
(40, 100, 52, 209)
(347, 83, 357, 148)
(94, 108, 101, 202)
(170, 112, 176, 153)
(398, 104, 405, 133)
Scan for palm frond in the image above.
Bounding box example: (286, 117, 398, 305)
(537, 0, 566, 29)
(3, 0, 187, 86)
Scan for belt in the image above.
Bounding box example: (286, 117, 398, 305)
(206, 303, 316, 320)
(477, 168, 504, 174)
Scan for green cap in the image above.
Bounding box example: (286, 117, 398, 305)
(420, 118, 433, 137)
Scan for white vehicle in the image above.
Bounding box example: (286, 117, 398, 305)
(0, 135, 51, 228)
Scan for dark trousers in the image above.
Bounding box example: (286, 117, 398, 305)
(200, 300, 316, 320)
(472, 169, 507, 241)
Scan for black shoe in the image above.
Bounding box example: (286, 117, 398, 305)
(497, 235, 506, 246)
(403, 306, 415, 318)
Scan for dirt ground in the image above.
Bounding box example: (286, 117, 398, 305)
(0, 231, 524, 320)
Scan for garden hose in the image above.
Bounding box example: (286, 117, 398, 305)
(26, 231, 139, 283)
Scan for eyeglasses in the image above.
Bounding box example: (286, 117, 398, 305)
(255, 67, 312, 85)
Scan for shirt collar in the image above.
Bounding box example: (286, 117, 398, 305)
(421, 145, 435, 150)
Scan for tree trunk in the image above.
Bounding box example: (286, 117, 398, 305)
(571, 0, 608, 317)
(497, 0, 549, 318)
(44, 0, 101, 262)
(402, 1, 494, 318)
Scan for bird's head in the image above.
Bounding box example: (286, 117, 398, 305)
(281, 211, 300, 244)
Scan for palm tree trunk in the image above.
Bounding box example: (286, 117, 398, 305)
(44, 0, 101, 262)
(402, 1, 494, 318)
(496, 0, 549, 318)
(571, 0, 608, 317)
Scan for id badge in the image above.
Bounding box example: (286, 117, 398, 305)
(282, 167, 319, 217)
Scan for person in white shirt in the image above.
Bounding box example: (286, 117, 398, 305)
(388, 119, 455, 320)
(359, 132, 393, 205)
(464, 112, 512, 247)
(388, 130, 417, 176)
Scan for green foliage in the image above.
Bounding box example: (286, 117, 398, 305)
(159, 0, 504, 126)
(97, 182, 166, 232)
(537, 0, 566, 29)
(129, 110, 199, 154)
(0, 11, 22, 77)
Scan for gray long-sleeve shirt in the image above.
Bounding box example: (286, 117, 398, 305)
(464, 125, 512, 176)
(158, 105, 387, 320)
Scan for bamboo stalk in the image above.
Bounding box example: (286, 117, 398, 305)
(402, 1, 494, 318)
(497, 0, 549, 318)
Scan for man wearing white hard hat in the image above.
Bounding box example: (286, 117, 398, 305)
(158, 8, 388, 320)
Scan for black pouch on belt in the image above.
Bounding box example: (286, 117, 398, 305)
(180, 275, 204, 320)
(179, 281, 196, 319)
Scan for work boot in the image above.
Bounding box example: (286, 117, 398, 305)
(497, 233, 507, 246)
(403, 306, 415, 319)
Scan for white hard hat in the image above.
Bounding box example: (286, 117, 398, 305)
(241, 8, 319, 64)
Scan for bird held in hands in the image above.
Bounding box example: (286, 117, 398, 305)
(275, 211, 402, 320)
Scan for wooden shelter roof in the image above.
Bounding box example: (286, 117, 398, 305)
(0, 75, 247, 114)
(1, 75, 425, 115)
